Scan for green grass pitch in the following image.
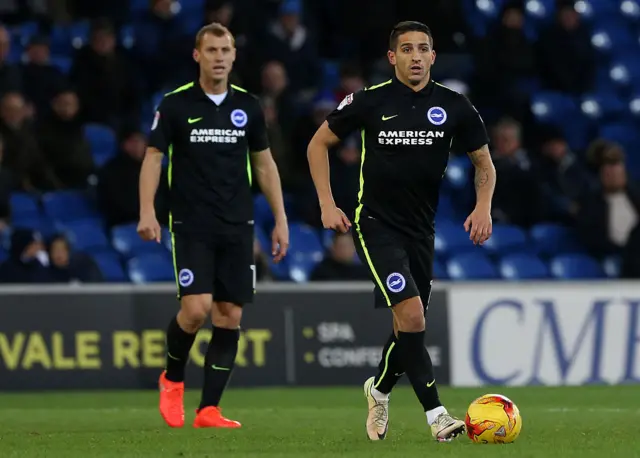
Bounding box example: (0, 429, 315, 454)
(0, 385, 639, 457)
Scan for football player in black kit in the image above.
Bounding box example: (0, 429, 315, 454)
(307, 21, 496, 442)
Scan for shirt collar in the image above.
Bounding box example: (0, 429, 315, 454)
(391, 76, 435, 97)
(192, 80, 235, 103)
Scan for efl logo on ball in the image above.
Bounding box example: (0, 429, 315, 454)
(231, 109, 248, 128)
(178, 269, 194, 287)
(386, 272, 406, 293)
(427, 106, 447, 126)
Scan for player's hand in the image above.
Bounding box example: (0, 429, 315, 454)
(321, 205, 351, 233)
(271, 219, 289, 263)
(464, 206, 492, 245)
(137, 213, 162, 243)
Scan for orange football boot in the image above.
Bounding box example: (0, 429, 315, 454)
(158, 371, 185, 428)
(193, 406, 242, 428)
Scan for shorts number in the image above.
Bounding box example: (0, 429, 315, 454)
(250, 265, 256, 290)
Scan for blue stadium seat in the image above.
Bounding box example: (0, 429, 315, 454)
(10, 21, 38, 47)
(437, 192, 456, 221)
(42, 191, 98, 222)
(576, 0, 620, 20)
(10, 192, 39, 218)
(580, 92, 626, 121)
(128, 253, 175, 283)
(161, 227, 172, 252)
(84, 123, 117, 167)
(289, 256, 321, 283)
(180, 0, 206, 11)
(447, 252, 499, 280)
(433, 258, 449, 280)
(530, 223, 585, 257)
(609, 54, 640, 87)
(462, 0, 503, 37)
(289, 223, 323, 260)
(499, 253, 550, 280)
(481, 224, 529, 255)
(111, 223, 147, 256)
(322, 229, 335, 249)
(50, 56, 72, 74)
(92, 253, 127, 282)
(620, 0, 640, 20)
(11, 216, 57, 238)
(69, 21, 90, 49)
(444, 155, 471, 190)
(254, 194, 273, 229)
(530, 91, 578, 126)
(0, 247, 7, 263)
(435, 221, 474, 258)
(603, 255, 622, 278)
(120, 24, 136, 49)
(550, 254, 606, 279)
(61, 219, 110, 252)
(524, 0, 556, 21)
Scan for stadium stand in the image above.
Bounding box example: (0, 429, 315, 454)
(0, 0, 639, 283)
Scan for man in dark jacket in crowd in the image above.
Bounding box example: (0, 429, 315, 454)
(0, 229, 53, 283)
(97, 128, 168, 227)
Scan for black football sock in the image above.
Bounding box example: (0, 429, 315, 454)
(199, 326, 239, 409)
(397, 330, 442, 412)
(373, 332, 403, 394)
(165, 316, 197, 383)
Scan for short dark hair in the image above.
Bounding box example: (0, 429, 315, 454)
(389, 21, 433, 50)
(195, 22, 235, 49)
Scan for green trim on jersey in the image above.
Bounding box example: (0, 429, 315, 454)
(170, 233, 179, 298)
(164, 82, 195, 97)
(168, 144, 174, 230)
(434, 81, 460, 94)
(354, 129, 392, 307)
(374, 341, 396, 389)
(231, 84, 248, 93)
(246, 150, 252, 186)
(366, 79, 392, 91)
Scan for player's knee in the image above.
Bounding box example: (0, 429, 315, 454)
(178, 295, 211, 331)
(211, 301, 243, 329)
(393, 297, 425, 332)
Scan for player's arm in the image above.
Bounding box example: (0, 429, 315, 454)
(456, 95, 495, 245)
(468, 144, 496, 213)
(307, 92, 366, 232)
(249, 101, 289, 262)
(138, 105, 171, 242)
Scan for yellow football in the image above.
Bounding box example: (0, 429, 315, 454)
(465, 394, 522, 444)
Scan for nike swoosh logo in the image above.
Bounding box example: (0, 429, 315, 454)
(381, 114, 398, 121)
(188, 117, 203, 124)
(427, 379, 436, 388)
(211, 364, 231, 371)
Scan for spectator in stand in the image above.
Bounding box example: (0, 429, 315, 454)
(20, 35, 67, 118)
(475, 3, 536, 121)
(134, 0, 191, 93)
(334, 62, 365, 103)
(70, 19, 140, 129)
(97, 128, 168, 227)
(260, 60, 296, 143)
(260, 96, 292, 190)
(310, 232, 369, 281)
(537, 0, 595, 95)
(264, 0, 320, 94)
(0, 229, 53, 283)
(37, 88, 94, 189)
(490, 117, 544, 228)
(0, 25, 22, 96)
(0, 92, 61, 191)
(330, 134, 361, 223)
(535, 128, 594, 224)
(0, 136, 15, 230)
(48, 235, 103, 283)
(577, 154, 640, 263)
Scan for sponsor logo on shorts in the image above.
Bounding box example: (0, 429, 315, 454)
(386, 272, 406, 293)
(231, 109, 248, 128)
(427, 106, 447, 125)
(178, 268, 194, 287)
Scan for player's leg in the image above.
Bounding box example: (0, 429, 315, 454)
(395, 238, 465, 442)
(193, 227, 253, 428)
(160, 233, 214, 428)
(353, 212, 404, 440)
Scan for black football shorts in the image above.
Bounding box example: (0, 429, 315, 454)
(170, 227, 255, 305)
(353, 208, 434, 310)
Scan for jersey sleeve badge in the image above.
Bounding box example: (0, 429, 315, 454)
(337, 93, 354, 111)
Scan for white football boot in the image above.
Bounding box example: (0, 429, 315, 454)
(363, 376, 389, 440)
(430, 412, 466, 442)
